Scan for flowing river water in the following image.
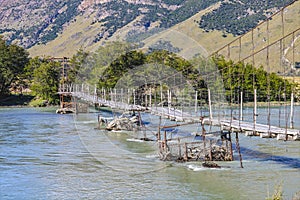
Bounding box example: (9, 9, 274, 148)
(0, 107, 299, 199)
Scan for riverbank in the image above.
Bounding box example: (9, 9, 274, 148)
(0, 94, 34, 107)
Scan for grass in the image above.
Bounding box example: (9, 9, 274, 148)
(28, 13, 104, 57)
(28, 14, 149, 58)
(266, 183, 283, 200)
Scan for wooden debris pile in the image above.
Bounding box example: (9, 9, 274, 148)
(184, 144, 231, 161)
(204, 145, 232, 161)
(106, 116, 140, 131)
(158, 140, 232, 162)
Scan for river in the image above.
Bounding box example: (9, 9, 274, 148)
(0, 107, 299, 199)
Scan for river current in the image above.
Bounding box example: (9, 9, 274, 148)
(0, 107, 299, 199)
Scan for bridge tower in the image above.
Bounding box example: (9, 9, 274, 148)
(53, 57, 75, 114)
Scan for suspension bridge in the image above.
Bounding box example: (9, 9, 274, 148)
(56, 0, 300, 151)
(57, 82, 300, 141)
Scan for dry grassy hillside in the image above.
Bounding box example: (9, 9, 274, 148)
(28, 2, 234, 58)
(142, 2, 235, 59)
(27, 0, 300, 77)
(29, 14, 101, 57)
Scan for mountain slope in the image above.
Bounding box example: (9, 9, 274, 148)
(0, 0, 219, 50)
(0, 0, 82, 48)
(0, 0, 298, 59)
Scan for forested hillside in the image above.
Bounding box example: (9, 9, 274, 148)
(199, 0, 295, 36)
(0, 0, 82, 48)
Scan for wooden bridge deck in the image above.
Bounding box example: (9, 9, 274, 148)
(58, 88, 300, 141)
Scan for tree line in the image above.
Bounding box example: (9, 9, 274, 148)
(0, 38, 298, 106)
(0, 36, 61, 104)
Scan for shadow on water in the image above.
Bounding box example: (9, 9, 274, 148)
(240, 146, 300, 169)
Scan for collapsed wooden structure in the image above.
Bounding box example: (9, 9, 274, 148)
(156, 118, 244, 168)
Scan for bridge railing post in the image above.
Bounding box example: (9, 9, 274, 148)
(94, 84, 97, 104)
(194, 91, 198, 114)
(121, 89, 124, 109)
(133, 89, 136, 106)
(208, 88, 213, 121)
(290, 92, 294, 129)
(253, 89, 257, 134)
(114, 88, 117, 108)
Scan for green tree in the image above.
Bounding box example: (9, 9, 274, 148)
(0, 36, 29, 95)
(24, 57, 48, 81)
(68, 49, 89, 84)
(213, 56, 296, 102)
(30, 61, 60, 104)
(70, 41, 136, 86)
(98, 50, 146, 88)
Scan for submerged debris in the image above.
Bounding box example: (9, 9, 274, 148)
(202, 161, 221, 168)
(56, 108, 74, 114)
(159, 140, 232, 163)
(106, 115, 140, 131)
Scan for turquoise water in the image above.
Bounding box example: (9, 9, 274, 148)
(0, 107, 299, 199)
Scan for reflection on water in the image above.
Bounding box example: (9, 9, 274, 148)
(0, 107, 299, 200)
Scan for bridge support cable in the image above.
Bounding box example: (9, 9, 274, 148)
(207, 0, 300, 140)
(211, 0, 299, 59)
(266, 19, 271, 137)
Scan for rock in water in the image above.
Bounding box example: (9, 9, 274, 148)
(202, 161, 221, 168)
